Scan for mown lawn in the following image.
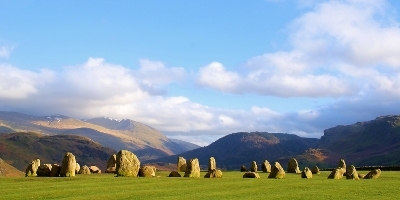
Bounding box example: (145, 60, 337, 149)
(0, 171, 397, 199)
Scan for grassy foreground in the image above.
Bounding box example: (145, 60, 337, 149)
(0, 171, 397, 199)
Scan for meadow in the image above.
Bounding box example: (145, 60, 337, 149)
(0, 171, 397, 200)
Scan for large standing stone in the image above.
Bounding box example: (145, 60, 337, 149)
(89, 165, 101, 173)
(301, 167, 312, 179)
(346, 165, 359, 180)
(116, 150, 140, 177)
(37, 164, 52, 177)
(75, 163, 80, 174)
(338, 159, 346, 174)
(184, 158, 200, 178)
(268, 162, 285, 179)
(363, 169, 381, 179)
(25, 159, 40, 177)
(208, 157, 216, 172)
(240, 165, 247, 172)
(204, 169, 223, 178)
(327, 168, 344, 179)
(138, 165, 156, 177)
(243, 172, 260, 178)
(78, 165, 91, 174)
(287, 158, 301, 173)
(168, 171, 181, 177)
(50, 164, 61, 177)
(177, 157, 187, 172)
(311, 166, 320, 174)
(105, 154, 117, 173)
(60, 152, 76, 177)
(261, 160, 271, 173)
(250, 161, 258, 172)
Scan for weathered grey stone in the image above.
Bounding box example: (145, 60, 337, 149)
(78, 165, 91, 174)
(37, 164, 52, 177)
(75, 163, 80, 174)
(338, 159, 346, 174)
(89, 165, 101, 173)
(138, 165, 156, 177)
(250, 161, 258, 172)
(327, 168, 345, 179)
(261, 160, 271, 173)
(363, 169, 381, 179)
(204, 169, 223, 178)
(168, 171, 181, 177)
(243, 172, 260, 178)
(105, 154, 116, 173)
(25, 159, 40, 177)
(268, 162, 285, 179)
(184, 158, 200, 178)
(240, 165, 247, 172)
(358, 174, 366, 179)
(346, 165, 359, 180)
(301, 167, 312, 179)
(208, 157, 216, 172)
(287, 158, 301, 173)
(177, 157, 187, 172)
(311, 166, 320, 174)
(60, 152, 76, 177)
(116, 150, 140, 177)
(50, 164, 61, 177)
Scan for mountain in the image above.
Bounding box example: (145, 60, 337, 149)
(0, 111, 199, 161)
(0, 132, 116, 171)
(0, 158, 24, 177)
(145, 132, 319, 170)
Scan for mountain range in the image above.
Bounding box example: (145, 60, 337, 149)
(0, 111, 199, 163)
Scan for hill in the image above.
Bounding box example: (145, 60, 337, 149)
(0, 158, 24, 177)
(0, 111, 199, 161)
(145, 132, 319, 170)
(0, 132, 116, 171)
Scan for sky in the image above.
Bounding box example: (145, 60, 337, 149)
(1, 0, 400, 146)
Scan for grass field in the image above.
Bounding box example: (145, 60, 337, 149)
(0, 171, 397, 199)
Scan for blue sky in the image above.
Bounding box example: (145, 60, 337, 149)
(1, 0, 400, 146)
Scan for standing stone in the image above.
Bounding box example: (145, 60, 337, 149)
(204, 169, 223, 178)
(240, 165, 247, 172)
(105, 154, 117, 173)
(301, 167, 312, 179)
(116, 150, 140, 177)
(208, 157, 216, 172)
(50, 164, 61, 177)
(261, 160, 271, 173)
(346, 165, 359, 180)
(287, 158, 301, 173)
(78, 165, 91, 174)
(268, 162, 285, 179)
(25, 159, 40, 177)
(250, 161, 258, 172)
(363, 169, 381, 179)
(243, 172, 260, 178)
(75, 163, 80, 174)
(184, 158, 200, 178)
(358, 174, 366, 179)
(327, 168, 344, 179)
(89, 165, 101, 173)
(60, 152, 76, 177)
(177, 157, 187, 172)
(168, 171, 181, 177)
(37, 164, 52, 177)
(311, 166, 320, 174)
(138, 165, 156, 177)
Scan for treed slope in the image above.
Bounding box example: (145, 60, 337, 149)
(145, 132, 319, 170)
(0, 132, 116, 171)
(319, 115, 400, 166)
(0, 158, 24, 177)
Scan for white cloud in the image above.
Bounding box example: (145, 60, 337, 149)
(196, 62, 242, 93)
(0, 45, 15, 58)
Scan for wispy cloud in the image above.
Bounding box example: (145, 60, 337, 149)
(0, 45, 16, 59)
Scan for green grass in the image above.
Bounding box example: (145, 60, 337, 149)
(0, 171, 398, 199)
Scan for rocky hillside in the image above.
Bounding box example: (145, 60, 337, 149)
(0, 132, 116, 171)
(0, 111, 199, 161)
(145, 132, 319, 170)
(0, 158, 24, 177)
